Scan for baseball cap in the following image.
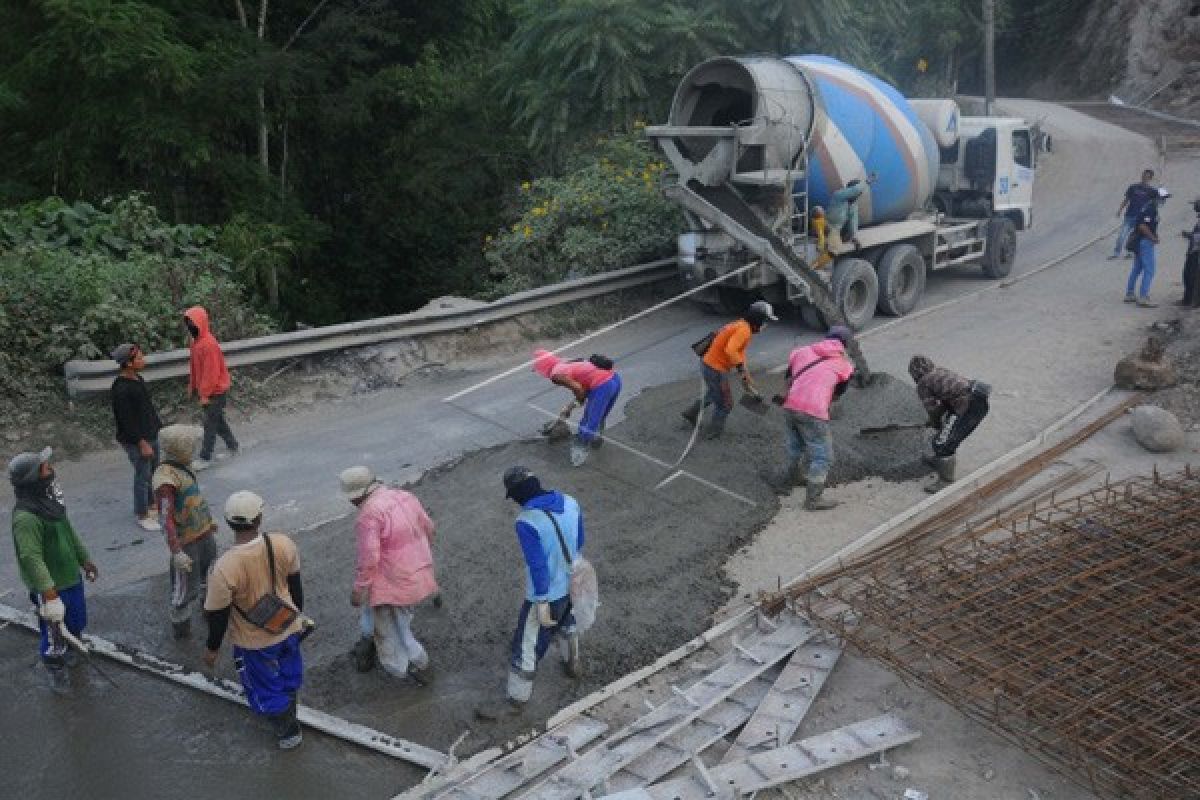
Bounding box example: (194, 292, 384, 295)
(224, 490, 264, 525)
(503, 465, 538, 499)
(339, 466, 380, 501)
(110, 343, 138, 366)
(7, 446, 52, 487)
(749, 300, 779, 322)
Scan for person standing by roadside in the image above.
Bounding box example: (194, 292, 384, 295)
(682, 300, 777, 439)
(532, 351, 623, 467)
(9, 447, 99, 692)
(340, 466, 438, 684)
(477, 466, 583, 720)
(110, 343, 162, 532)
(908, 355, 991, 493)
(152, 424, 218, 639)
(1123, 187, 1170, 308)
(184, 306, 238, 469)
(768, 327, 855, 510)
(204, 491, 308, 750)
(1180, 197, 1200, 308)
(1109, 169, 1158, 260)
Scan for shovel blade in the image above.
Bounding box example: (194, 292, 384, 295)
(738, 394, 770, 416)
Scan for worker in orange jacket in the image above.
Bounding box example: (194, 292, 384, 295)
(184, 306, 238, 468)
(681, 300, 777, 439)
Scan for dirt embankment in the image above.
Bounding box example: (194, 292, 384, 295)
(85, 369, 932, 752)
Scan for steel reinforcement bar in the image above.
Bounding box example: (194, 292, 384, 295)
(62, 258, 678, 396)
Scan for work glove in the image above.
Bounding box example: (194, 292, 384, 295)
(39, 596, 66, 624)
(171, 551, 194, 572)
(536, 602, 557, 628)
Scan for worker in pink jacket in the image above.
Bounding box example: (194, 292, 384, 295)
(768, 327, 855, 510)
(340, 466, 438, 683)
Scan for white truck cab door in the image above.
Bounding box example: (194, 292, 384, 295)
(994, 127, 1035, 228)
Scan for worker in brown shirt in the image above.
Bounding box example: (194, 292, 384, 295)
(908, 355, 991, 493)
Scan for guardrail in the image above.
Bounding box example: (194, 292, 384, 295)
(64, 258, 678, 396)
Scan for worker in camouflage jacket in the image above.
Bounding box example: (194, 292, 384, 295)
(908, 355, 991, 493)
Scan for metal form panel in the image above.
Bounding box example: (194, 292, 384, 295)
(399, 716, 610, 800)
(607, 676, 773, 791)
(515, 616, 814, 800)
(720, 642, 842, 764)
(600, 714, 919, 800)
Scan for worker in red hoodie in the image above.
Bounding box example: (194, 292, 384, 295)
(184, 306, 239, 469)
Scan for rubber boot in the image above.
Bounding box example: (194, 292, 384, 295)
(172, 619, 192, 640)
(767, 462, 805, 496)
(570, 440, 590, 467)
(271, 696, 303, 750)
(44, 661, 70, 694)
(680, 400, 702, 427)
(407, 659, 434, 686)
(924, 455, 956, 493)
(352, 635, 376, 673)
(804, 480, 838, 511)
(704, 416, 726, 440)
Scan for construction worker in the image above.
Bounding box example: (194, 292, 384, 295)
(9, 447, 99, 692)
(110, 342, 163, 532)
(478, 466, 583, 720)
(204, 491, 308, 750)
(152, 424, 219, 639)
(908, 355, 992, 493)
(682, 300, 777, 439)
(185, 305, 239, 468)
(532, 350, 622, 467)
(810, 205, 833, 270)
(341, 466, 437, 684)
(825, 173, 877, 252)
(768, 327, 855, 509)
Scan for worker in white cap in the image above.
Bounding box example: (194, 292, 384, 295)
(203, 490, 307, 750)
(340, 466, 438, 684)
(682, 300, 776, 439)
(8, 447, 98, 692)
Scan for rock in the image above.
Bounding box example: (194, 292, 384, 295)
(1131, 405, 1185, 453)
(891, 765, 911, 781)
(1114, 337, 1177, 390)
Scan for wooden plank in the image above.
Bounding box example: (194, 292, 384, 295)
(0, 602, 448, 769)
(720, 642, 842, 764)
(515, 615, 815, 800)
(599, 715, 920, 800)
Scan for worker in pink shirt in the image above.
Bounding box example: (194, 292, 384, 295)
(768, 327, 855, 510)
(532, 350, 623, 467)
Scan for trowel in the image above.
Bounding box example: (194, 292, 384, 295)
(540, 400, 577, 441)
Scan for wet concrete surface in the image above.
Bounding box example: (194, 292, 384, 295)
(0, 627, 418, 799)
(82, 370, 928, 756)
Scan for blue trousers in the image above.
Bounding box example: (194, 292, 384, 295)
(510, 596, 574, 675)
(1112, 216, 1135, 256)
(31, 581, 86, 664)
(234, 633, 304, 717)
(577, 375, 622, 443)
(702, 364, 733, 421)
(1126, 238, 1157, 298)
(122, 439, 160, 517)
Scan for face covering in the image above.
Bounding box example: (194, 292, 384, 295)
(185, 318, 200, 338)
(13, 469, 67, 520)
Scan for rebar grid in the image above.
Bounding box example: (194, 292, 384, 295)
(802, 468, 1199, 799)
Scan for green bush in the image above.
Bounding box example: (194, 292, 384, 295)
(483, 130, 682, 296)
(0, 193, 272, 400)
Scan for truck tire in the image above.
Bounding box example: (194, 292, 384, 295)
(876, 244, 926, 317)
(982, 216, 1017, 279)
(831, 258, 878, 330)
(798, 303, 827, 331)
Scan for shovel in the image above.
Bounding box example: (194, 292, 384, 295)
(738, 391, 770, 416)
(858, 422, 926, 436)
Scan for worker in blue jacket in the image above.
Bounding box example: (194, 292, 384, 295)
(478, 466, 585, 719)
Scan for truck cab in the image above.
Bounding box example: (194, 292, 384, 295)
(935, 117, 1035, 230)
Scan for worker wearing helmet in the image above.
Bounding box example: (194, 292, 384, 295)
(682, 300, 777, 439)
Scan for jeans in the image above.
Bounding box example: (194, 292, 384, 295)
(1125, 238, 1157, 298)
(932, 393, 990, 457)
(371, 605, 429, 678)
(577, 375, 622, 444)
(200, 392, 239, 459)
(1112, 216, 1136, 256)
(701, 364, 733, 421)
(784, 410, 833, 483)
(122, 439, 160, 517)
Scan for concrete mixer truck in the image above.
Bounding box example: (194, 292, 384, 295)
(646, 55, 1037, 332)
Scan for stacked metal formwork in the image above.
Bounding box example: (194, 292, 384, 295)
(800, 467, 1199, 799)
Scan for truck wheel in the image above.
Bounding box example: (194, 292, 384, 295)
(982, 217, 1017, 279)
(798, 303, 827, 331)
(831, 258, 878, 330)
(876, 244, 926, 316)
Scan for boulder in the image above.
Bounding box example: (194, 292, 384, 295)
(1114, 337, 1177, 390)
(1131, 405, 1185, 453)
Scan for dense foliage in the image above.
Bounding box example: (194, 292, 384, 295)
(0, 0, 1073, 353)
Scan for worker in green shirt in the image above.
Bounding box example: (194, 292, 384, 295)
(8, 447, 98, 692)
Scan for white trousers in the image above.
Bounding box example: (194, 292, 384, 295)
(368, 605, 429, 678)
